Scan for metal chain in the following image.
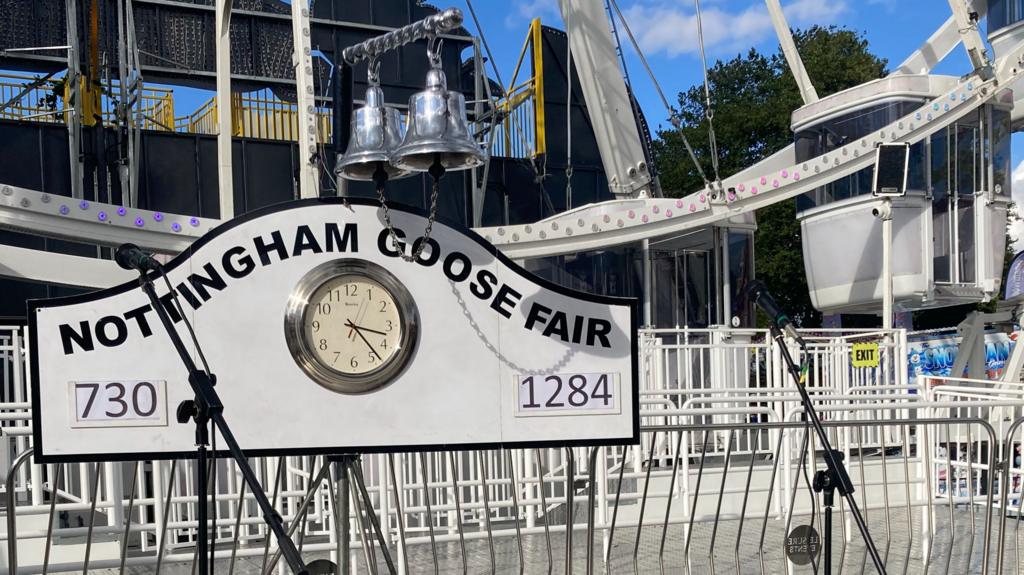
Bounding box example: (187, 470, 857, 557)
(565, 6, 574, 206)
(377, 176, 440, 262)
(694, 0, 722, 189)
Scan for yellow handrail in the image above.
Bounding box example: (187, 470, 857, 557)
(0, 73, 332, 143)
(492, 18, 545, 159)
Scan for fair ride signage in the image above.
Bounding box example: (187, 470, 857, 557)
(29, 198, 638, 462)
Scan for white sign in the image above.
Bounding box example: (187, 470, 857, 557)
(30, 198, 638, 462)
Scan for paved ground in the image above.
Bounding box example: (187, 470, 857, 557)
(102, 503, 1024, 574)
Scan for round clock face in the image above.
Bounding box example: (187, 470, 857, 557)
(285, 260, 418, 394)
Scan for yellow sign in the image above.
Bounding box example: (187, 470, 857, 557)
(851, 343, 880, 368)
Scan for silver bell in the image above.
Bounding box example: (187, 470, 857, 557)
(335, 85, 411, 181)
(391, 68, 485, 173)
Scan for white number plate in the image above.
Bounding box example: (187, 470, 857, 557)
(515, 373, 619, 416)
(69, 381, 168, 428)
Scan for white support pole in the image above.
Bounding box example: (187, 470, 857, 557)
(215, 0, 234, 219)
(894, 16, 960, 75)
(947, 0, 991, 74)
(764, 0, 818, 105)
(291, 0, 320, 199)
(720, 228, 731, 326)
(882, 198, 893, 331)
(557, 0, 653, 198)
(66, 0, 83, 199)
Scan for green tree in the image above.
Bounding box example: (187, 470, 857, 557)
(653, 26, 888, 327)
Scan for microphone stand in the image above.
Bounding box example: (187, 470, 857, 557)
(769, 322, 887, 574)
(131, 267, 308, 575)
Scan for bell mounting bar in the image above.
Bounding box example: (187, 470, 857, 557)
(341, 8, 463, 65)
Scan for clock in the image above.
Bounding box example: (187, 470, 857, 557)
(284, 259, 419, 394)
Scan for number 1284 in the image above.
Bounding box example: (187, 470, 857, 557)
(516, 373, 618, 415)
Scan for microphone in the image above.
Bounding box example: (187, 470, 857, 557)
(744, 280, 805, 346)
(115, 243, 162, 273)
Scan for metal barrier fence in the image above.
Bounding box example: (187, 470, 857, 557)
(3, 325, 1023, 573)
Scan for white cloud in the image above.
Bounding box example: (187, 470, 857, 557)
(620, 0, 848, 59)
(1010, 160, 1024, 250)
(505, 0, 561, 29)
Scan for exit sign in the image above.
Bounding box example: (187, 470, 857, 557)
(851, 343, 880, 368)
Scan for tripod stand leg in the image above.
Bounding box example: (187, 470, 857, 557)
(197, 441, 209, 575)
(824, 503, 832, 575)
(350, 458, 398, 574)
(331, 465, 350, 575)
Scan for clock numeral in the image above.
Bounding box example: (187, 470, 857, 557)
(380, 339, 388, 350)
(349, 356, 359, 369)
(332, 352, 341, 365)
(385, 320, 393, 332)
(318, 339, 328, 351)
(315, 303, 332, 315)
(379, 300, 387, 312)
(344, 283, 358, 297)
(368, 351, 377, 363)
(311, 320, 320, 333)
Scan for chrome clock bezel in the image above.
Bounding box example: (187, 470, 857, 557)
(284, 259, 419, 394)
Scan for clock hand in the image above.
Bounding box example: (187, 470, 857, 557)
(346, 320, 383, 361)
(344, 321, 387, 336)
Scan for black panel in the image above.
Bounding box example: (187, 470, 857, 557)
(138, 132, 202, 216)
(198, 137, 221, 218)
(241, 140, 297, 211)
(0, 121, 44, 190)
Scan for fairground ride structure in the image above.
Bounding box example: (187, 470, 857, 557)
(0, 0, 1021, 330)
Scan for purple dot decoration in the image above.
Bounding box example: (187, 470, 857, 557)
(134, 217, 145, 227)
(728, 192, 736, 201)
(97, 211, 107, 222)
(772, 180, 779, 188)
(59, 205, 70, 215)
(652, 206, 660, 214)
(689, 204, 696, 212)
(666, 209, 673, 217)
(153, 212, 164, 222)
(641, 215, 649, 223)
(117, 206, 128, 216)
(627, 210, 635, 219)
(794, 172, 801, 181)
(751, 186, 759, 195)
(171, 222, 182, 232)
(676, 199, 684, 208)
(781, 170, 789, 179)
(760, 176, 767, 185)
(189, 217, 200, 227)
(79, 200, 89, 210)
(738, 184, 745, 192)
(699, 193, 706, 203)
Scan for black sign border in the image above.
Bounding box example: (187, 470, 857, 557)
(28, 197, 641, 463)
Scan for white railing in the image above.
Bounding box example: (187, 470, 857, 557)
(2, 325, 1023, 573)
